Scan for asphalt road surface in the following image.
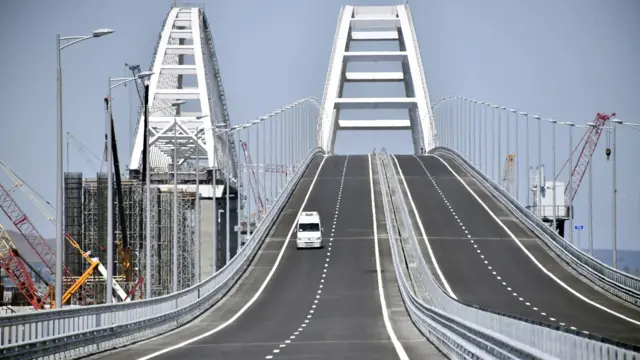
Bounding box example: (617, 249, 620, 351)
(393, 154, 640, 345)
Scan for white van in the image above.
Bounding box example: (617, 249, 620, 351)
(296, 211, 323, 249)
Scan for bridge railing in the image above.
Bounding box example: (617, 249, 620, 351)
(0, 148, 325, 360)
(430, 146, 640, 307)
(375, 148, 638, 359)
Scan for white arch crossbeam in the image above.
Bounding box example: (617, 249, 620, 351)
(130, 6, 237, 182)
(318, 5, 436, 154)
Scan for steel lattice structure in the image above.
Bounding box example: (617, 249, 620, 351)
(129, 5, 238, 187)
(318, 5, 436, 154)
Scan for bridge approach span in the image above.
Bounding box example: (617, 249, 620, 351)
(394, 154, 640, 346)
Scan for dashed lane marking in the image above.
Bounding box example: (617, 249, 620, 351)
(413, 156, 576, 328)
(264, 156, 349, 359)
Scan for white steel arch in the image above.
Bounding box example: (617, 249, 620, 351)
(129, 5, 237, 183)
(318, 5, 437, 154)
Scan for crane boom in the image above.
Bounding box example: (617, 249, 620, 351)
(0, 161, 132, 303)
(0, 182, 95, 303)
(0, 225, 44, 310)
(563, 112, 613, 203)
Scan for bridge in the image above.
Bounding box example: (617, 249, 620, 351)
(1, 3, 639, 360)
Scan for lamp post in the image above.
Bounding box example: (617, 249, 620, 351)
(518, 112, 530, 208)
(564, 121, 575, 244)
(585, 122, 596, 256)
(548, 119, 557, 233)
(106, 71, 154, 304)
(611, 118, 622, 268)
(532, 115, 542, 217)
(145, 100, 185, 298)
(55, 28, 113, 308)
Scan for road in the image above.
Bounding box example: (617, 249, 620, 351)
(95, 155, 443, 360)
(393, 154, 640, 346)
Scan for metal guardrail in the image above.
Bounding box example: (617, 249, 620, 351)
(430, 146, 640, 307)
(375, 148, 639, 359)
(0, 148, 325, 360)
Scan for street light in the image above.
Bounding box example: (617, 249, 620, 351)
(105, 71, 154, 304)
(532, 115, 542, 217)
(586, 122, 596, 256)
(564, 121, 575, 244)
(518, 111, 530, 207)
(548, 119, 557, 233)
(145, 99, 185, 299)
(55, 28, 114, 308)
(611, 118, 622, 268)
(173, 114, 207, 292)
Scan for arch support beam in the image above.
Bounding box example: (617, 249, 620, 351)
(318, 5, 436, 154)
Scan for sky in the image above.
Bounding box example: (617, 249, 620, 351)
(0, 0, 638, 251)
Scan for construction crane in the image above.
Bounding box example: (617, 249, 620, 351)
(0, 182, 95, 304)
(66, 132, 105, 173)
(104, 96, 134, 282)
(239, 140, 265, 216)
(0, 224, 49, 310)
(556, 112, 614, 204)
(502, 153, 516, 195)
(0, 160, 136, 304)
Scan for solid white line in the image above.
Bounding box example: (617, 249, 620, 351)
(136, 156, 329, 360)
(391, 155, 457, 299)
(369, 154, 410, 360)
(426, 153, 640, 326)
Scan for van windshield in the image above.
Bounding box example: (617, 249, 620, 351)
(298, 223, 320, 232)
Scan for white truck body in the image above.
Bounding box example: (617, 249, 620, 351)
(296, 211, 323, 249)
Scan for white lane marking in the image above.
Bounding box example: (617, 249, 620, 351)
(413, 156, 570, 327)
(264, 156, 349, 358)
(391, 154, 457, 299)
(369, 154, 410, 360)
(427, 154, 640, 326)
(136, 157, 329, 360)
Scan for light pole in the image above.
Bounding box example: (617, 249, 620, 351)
(586, 122, 596, 256)
(509, 109, 518, 200)
(532, 115, 542, 217)
(519, 112, 530, 208)
(548, 119, 557, 233)
(565, 121, 575, 244)
(145, 100, 185, 298)
(106, 71, 154, 304)
(172, 114, 207, 291)
(55, 28, 113, 308)
(611, 118, 622, 268)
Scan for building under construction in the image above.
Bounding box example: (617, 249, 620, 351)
(63, 173, 197, 303)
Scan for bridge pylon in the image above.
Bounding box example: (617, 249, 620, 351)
(129, 4, 238, 191)
(318, 5, 436, 154)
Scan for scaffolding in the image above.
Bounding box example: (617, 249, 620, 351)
(64, 173, 83, 276)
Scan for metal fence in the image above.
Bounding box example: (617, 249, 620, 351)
(375, 148, 639, 360)
(430, 146, 640, 307)
(0, 148, 324, 360)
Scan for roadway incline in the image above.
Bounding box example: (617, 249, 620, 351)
(94, 154, 436, 360)
(393, 154, 640, 345)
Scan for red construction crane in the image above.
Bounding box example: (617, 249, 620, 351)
(0, 182, 95, 303)
(557, 112, 614, 204)
(240, 140, 265, 216)
(0, 224, 46, 310)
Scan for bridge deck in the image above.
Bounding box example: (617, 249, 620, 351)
(394, 154, 640, 346)
(94, 155, 442, 359)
